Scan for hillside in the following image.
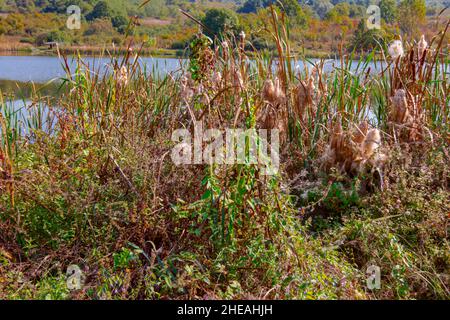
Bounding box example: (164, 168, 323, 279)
(0, 1, 445, 18)
(0, 1, 447, 57)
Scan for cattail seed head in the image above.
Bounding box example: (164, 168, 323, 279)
(273, 77, 285, 104)
(233, 68, 244, 91)
(388, 40, 404, 60)
(390, 89, 410, 123)
(322, 119, 385, 175)
(117, 66, 129, 86)
(307, 78, 315, 98)
(262, 79, 276, 103)
(239, 31, 246, 41)
(262, 78, 285, 105)
(418, 35, 428, 59)
(352, 121, 368, 144)
(180, 74, 194, 101)
(211, 71, 222, 88)
(362, 128, 381, 159)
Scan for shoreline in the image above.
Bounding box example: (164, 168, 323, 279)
(0, 46, 338, 60)
(0, 47, 181, 58)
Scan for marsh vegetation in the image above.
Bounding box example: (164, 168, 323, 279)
(0, 5, 449, 300)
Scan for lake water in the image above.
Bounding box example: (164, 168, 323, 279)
(0, 55, 183, 83)
(0, 55, 384, 84)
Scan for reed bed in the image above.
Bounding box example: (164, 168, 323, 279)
(0, 10, 449, 299)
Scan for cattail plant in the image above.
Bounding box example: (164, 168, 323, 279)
(116, 66, 129, 87)
(388, 89, 424, 142)
(258, 77, 288, 143)
(322, 118, 385, 176)
(0, 110, 15, 208)
(293, 77, 317, 125)
(383, 28, 449, 143)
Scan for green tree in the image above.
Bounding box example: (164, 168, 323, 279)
(0, 0, 6, 11)
(112, 15, 128, 34)
(142, 0, 169, 18)
(87, 1, 112, 21)
(201, 8, 239, 39)
(238, 0, 275, 14)
(41, 0, 92, 14)
(380, 0, 397, 23)
(350, 19, 385, 53)
(15, 0, 35, 13)
(398, 0, 426, 36)
(35, 29, 68, 45)
(326, 2, 350, 19)
(2, 13, 25, 35)
(325, 2, 352, 23)
(83, 18, 116, 37)
(278, 0, 308, 26)
(310, 0, 334, 19)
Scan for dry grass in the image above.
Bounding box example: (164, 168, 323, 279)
(0, 36, 32, 52)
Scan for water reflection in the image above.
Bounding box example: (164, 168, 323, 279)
(1, 98, 56, 136)
(0, 79, 63, 97)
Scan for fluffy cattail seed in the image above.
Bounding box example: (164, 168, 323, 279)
(388, 40, 404, 60)
(117, 66, 129, 87)
(362, 128, 381, 159)
(273, 77, 285, 104)
(211, 71, 222, 89)
(352, 121, 368, 144)
(262, 79, 276, 103)
(239, 31, 246, 41)
(390, 89, 410, 123)
(418, 35, 428, 59)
